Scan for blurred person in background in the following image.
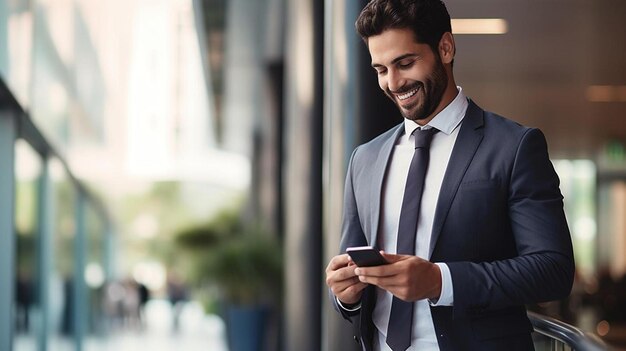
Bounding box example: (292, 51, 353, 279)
(166, 271, 188, 333)
(325, 0, 575, 350)
(103, 280, 125, 330)
(15, 271, 33, 333)
(137, 281, 150, 328)
(122, 278, 141, 329)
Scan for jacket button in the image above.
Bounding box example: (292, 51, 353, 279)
(353, 336, 361, 345)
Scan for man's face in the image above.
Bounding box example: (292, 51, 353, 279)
(368, 27, 448, 123)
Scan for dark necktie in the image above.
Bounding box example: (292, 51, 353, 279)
(386, 127, 437, 351)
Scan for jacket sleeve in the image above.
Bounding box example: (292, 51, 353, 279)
(330, 146, 369, 320)
(447, 128, 575, 313)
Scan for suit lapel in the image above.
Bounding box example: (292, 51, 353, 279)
(429, 100, 485, 258)
(370, 124, 405, 247)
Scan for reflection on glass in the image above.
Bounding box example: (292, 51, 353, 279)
(86, 205, 106, 342)
(553, 160, 597, 278)
(14, 140, 42, 350)
(49, 157, 75, 351)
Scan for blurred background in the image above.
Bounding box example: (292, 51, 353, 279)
(0, 0, 625, 350)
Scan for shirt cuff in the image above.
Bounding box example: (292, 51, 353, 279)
(429, 263, 454, 306)
(336, 296, 361, 312)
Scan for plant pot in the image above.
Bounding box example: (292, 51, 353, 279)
(226, 304, 269, 351)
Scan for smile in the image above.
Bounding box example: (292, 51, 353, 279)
(395, 87, 419, 101)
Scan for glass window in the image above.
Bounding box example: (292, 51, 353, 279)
(14, 140, 42, 350)
(85, 205, 107, 351)
(553, 159, 597, 278)
(49, 157, 75, 351)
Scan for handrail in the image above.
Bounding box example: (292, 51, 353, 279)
(528, 311, 611, 351)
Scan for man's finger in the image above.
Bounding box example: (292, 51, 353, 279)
(355, 263, 398, 277)
(331, 276, 362, 294)
(331, 265, 358, 282)
(357, 275, 411, 297)
(380, 252, 411, 263)
(357, 274, 396, 288)
(327, 254, 351, 271)
(339, 281, 368, 295)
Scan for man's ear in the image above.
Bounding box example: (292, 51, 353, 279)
(438, 32, 455, 64)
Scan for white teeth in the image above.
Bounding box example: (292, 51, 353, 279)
(397, 88, 418, 100)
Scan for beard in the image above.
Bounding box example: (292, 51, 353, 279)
(385, 57, 448, 122)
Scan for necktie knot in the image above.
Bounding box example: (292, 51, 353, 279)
(413, 127, 438, 149)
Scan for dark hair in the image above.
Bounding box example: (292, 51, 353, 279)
(355, 0, 452, 54)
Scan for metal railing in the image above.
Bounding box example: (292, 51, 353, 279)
(529, 311, 611, 351)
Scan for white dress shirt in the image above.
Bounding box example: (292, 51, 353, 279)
(371, 87, 468, 351)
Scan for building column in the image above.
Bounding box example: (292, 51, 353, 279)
(283, 0, 324, 349)
(222, 0, 268, 156)
(73, 193, 87, 351)
(0, 111, 17, 351)
(104, 223, 115, 282)
(322, 1, 399, 350)
(0, 0, 9, 75)
(37, 158, 52, 351)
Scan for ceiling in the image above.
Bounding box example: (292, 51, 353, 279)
(447, 0, 626, 159)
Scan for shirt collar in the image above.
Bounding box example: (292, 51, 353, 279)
(403, 86, 468, 139)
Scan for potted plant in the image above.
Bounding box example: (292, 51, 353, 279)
(175, 211, 282, 351)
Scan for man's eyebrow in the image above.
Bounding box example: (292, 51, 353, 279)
(371, 53, 418, 68)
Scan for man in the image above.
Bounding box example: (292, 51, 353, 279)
(324, 0, 575, 350)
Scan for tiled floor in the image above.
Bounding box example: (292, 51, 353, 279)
(96, 300, 228, 351)
(14, 300, 229, 351)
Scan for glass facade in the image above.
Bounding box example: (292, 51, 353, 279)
(49, 163, 75, 351)
(1, 0, 221, 349)
(554, 160, 598, 278)
(85, 205, 106, 338)
(14, 141, 41, 350)
(1, 22, 113, 346)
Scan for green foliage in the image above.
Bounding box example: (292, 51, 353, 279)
(175, 211, 283, 307)
(175, 209, 242, 249)
(54, 180, 77, 277)
(16, 230, 36, 276)
(202, 230, 282, 306)
(118, 182, 196, 269)
(15, 180, 38, 236)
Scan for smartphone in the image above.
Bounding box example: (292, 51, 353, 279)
(346, 246, 388, 267)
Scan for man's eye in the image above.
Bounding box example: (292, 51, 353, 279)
(375, 69, 387, 75)
(398, 61, 414, 68)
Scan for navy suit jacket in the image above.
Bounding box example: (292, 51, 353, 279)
(333, 100, 575, 351)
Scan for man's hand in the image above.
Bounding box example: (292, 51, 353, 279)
(354, 252, 442, 302)
(325, 254, 368, 305)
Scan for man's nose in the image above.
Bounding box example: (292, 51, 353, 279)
(387, 69, 405, 92)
